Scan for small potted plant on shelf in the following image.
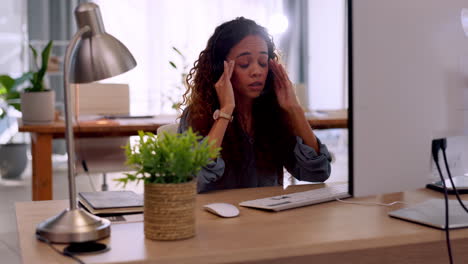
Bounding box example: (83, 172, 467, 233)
(20, 40, 55, 124)
(117, 128, 220, 240)
(0, 73, 31, 179)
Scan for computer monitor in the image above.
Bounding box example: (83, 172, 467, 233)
(350, 0, 468, 196)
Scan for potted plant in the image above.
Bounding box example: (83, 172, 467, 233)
(0, 73, 31, 179)
(117, 128, 220, 240)
(20, 40, 55, 124)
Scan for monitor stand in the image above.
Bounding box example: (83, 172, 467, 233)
(426, 176, 468, 194)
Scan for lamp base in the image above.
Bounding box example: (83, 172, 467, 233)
(36, 208, 111, 244)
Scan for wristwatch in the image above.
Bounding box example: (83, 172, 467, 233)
(213, 109, 233, 122)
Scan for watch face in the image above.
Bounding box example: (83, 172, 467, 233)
(213, 109, 220, 120)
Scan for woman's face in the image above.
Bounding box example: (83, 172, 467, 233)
(226, 34, 269, 101)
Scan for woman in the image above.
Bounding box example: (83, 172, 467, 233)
(179, 17, 331, 193)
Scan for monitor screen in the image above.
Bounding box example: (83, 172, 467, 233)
(351, 0, 468, 196)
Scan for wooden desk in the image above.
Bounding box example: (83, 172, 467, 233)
(306, 109, 348, 129)
(15, 184, 468, 264)
(19, 111, 347, 201)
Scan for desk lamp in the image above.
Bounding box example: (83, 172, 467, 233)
(36, 2, 136, 243)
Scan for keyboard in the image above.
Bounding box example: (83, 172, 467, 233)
(239, 183, 351, 211)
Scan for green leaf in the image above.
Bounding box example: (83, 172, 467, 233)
(6, 91, 20, 100)
(6, 91, 21, 111)
(171, 102, 181, 110)
(10, 102, 21, 111)
(13, 72, 33, 91)
(29, 44, 38, 70)
(172, 46, 183, 57)
(0, 86, 6, 96)
(169, 61, 177, 69)
(41, 41, 53, 72)
(26, 71, 41, 92)
(0, 75, 15, 91)
(0, 72, 33, 114)
(35, 40, 53, 92)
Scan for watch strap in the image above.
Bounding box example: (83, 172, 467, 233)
(213, 109, 233, 122)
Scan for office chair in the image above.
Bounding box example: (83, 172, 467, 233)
(156, 123, 179, 139)
(73, 83, 130, 191)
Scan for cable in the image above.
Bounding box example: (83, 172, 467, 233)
(335, 198, 409, 207)
(82, 160, 97, 192)
(432, 139, 453, 264)
(441, 146, 468, 214)
(36, 234, 86, 264)
(434, 157, 453, 264)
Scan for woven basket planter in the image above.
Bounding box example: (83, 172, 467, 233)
(144, 179, 196, 240)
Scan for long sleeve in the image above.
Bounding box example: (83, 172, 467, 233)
(177, 109, 226, 193)
(285, 136, 332, 182)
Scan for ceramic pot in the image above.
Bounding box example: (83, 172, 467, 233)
(20, 90, 55, 124)
(0, 143, 28, 179)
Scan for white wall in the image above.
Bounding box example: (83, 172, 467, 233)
(0, 0, 27, 141)
(94, 0, 284, 115)
(308, 0, 346, 110)
(0, 0, 27, 75)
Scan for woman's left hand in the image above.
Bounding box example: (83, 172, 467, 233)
(269, 59, 319, 152)
(269, 59, 301, 111)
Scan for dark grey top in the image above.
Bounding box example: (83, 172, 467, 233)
(178, 111, 332, 193)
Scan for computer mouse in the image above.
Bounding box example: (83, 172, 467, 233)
(203, 203, 240, 218)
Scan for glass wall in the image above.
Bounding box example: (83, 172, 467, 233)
(0, 0, 27, 143)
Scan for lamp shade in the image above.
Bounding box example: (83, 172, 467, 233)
(70, 3, 136, 83)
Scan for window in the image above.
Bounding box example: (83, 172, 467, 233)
(94, 0, 284, 115)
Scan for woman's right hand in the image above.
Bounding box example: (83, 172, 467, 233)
(214, 60, 236, 114)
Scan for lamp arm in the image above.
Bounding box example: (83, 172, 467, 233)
(63, 25, 90, 210)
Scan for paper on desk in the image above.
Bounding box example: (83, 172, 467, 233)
(305, 111, 328, 118)
(115, 118, 158, 125)
(77, 115, 105, 121)
(102, 213, 143, 224)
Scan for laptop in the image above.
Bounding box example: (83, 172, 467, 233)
(388, 198, 468, 229)
(426, 176, 468, 194)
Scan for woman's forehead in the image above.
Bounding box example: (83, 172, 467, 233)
(227, 35, 268, 59)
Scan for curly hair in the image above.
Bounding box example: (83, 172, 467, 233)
(182, 17, 295, 180)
